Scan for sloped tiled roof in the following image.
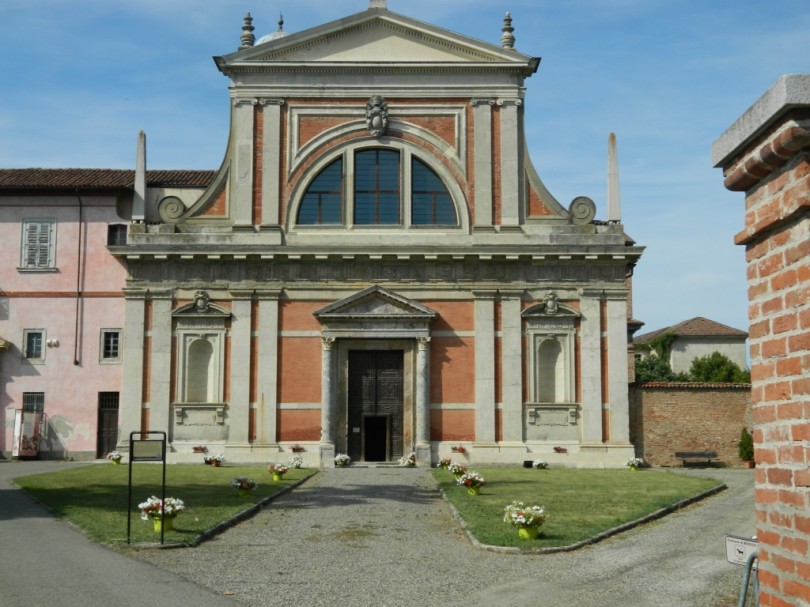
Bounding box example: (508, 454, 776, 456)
(0, 168, 216, 190)
(634, 316, 747, 345)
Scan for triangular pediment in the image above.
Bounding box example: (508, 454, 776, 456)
(220, 10, 538, 70)
(315, 285, 436, 321)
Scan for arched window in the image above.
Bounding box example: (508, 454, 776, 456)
(297, 157, 343, 224)
(412, 157, 456, 225)
(295, 147, 459, 228)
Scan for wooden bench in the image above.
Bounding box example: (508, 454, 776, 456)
(675, 451, 718, 466)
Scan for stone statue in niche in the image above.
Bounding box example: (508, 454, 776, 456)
(193, 290, 211, 313)
(366, 95, 389, 137)
(544, 291, 559, 315)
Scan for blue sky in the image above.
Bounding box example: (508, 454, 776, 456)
(2, 0, 808, 341)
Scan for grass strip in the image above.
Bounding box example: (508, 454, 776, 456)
(432, 467, 722, 550)
(15, 463, 314, 545)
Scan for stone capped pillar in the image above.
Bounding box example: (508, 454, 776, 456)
(713, 74, 810, 607)
(148, 290, 173, 437)
(227, 291, 253, 447)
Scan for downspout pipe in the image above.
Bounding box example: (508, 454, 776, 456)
(74, 190, 84, 365)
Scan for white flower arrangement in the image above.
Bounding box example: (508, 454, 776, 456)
(334, 453, 351, 467)
(627, 457, 644, 469)
(437, 457, 452, 469)
(106, 451, 122, 461)
(448, 463, 468, 476)
(457, 471, 486, 489)
(532, 459, 548, 469)
(267, 464, 289, 476)
(503, 500, 546, 528)
(138, 496, 185, 520)
(231, 477, 258, 491)
(398, 452, 416, 467)
(288, 455, 304, 468)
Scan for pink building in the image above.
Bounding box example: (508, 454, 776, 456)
(0, 169, 210, 459)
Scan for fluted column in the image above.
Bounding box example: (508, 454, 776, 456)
(320, 337, 336, 446)
(416, 337, 431, 447)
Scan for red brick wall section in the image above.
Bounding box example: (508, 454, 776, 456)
(717, 95, 810, 605)
(629, 383, 752, 467)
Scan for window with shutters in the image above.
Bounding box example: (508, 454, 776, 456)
(19, 220, 56, 270)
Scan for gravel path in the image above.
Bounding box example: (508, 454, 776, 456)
(130, 467, 754, 607)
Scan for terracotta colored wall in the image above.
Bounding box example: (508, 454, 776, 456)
(629, 383, 752, 467)
(278, 409, 320, 442)
(430, 409, 474, 442)
(278, 338, 322, 404)
(430, 336, 474, 404)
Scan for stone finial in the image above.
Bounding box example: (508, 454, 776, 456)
(369, 0, 388, 9)
(240, 12, 255, 48)
(500, 11, 515, 50)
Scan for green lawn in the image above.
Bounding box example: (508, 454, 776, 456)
(14, 464, 722, 550)
(14, 463, 313, 545)
(432, 467, 722, 550)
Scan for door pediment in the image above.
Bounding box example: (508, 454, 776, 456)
(314, 286, 435, 338)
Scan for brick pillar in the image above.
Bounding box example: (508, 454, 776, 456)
(713, 74, 810, 606)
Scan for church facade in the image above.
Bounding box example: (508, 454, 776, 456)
(1, 3, 643, 467)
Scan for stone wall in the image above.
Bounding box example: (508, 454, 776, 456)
(629, 383, 752, 467)
(713, 74, 810, 606)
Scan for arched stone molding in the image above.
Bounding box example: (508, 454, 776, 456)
(286, 136, 470, 233)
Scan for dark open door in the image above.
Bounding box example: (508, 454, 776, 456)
(97, 392, 119, 458)
(348, 350, 403, 461)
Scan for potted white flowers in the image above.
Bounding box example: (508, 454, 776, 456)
(231, 477, 258, 496)
(448, 463, 468, 478)
(532, 459, 548, 469)
(398, 452, 416, 467)
(334, 453, 351, 467)
(288, 455, 304, 469)
(138, 496, 185, 532)
(106, 451, 122, 465)
(457, 471, 486, 495)
(627, 457, 644, 471)
(204, 453, 225, 466)
(503, 500, 546, 540)
(268, 464, 289, 481)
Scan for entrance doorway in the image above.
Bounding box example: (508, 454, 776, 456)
(348, 350, 403, 462)
(97, 392, 119, 458)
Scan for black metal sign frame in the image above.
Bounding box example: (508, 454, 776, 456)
(126, 431, 167, 545)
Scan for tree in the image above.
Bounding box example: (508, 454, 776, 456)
(634, 355, 676, 383)
(688, 352, 750, 383)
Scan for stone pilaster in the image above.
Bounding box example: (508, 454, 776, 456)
(119, 289, 147, 448)
(579, 292, 603, 444)
(498, 98, 522, 227)
(232, 98, 257, 227)
(148, 291, 173, 438)
(605, 294, 631, 444)
(500, 296, 523, 442)
(474, 294, 496, 443)
(255, 291, 280, 446)
(259, 99, 284, 226)
(472, 98, 494, 230)
(227, 290, 253, 446)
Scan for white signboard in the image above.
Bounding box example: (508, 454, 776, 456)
(726, 535, 758, 567)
